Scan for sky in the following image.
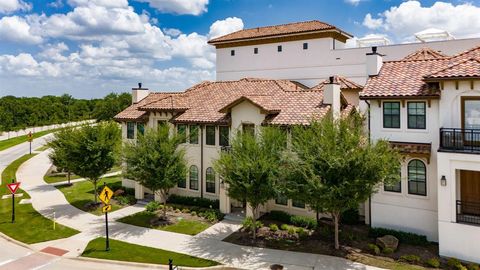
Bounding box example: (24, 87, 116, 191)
(1, 0, 480, 98)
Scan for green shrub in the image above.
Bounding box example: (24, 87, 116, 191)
(242, 217, 263, 232)
(367, 243, 380, 255)
(290, 215, 317, 229)
(167, 194, 219, 209)
(269, 224, 279, 232)
(280, 224, 289, 231)
(181, 208, 190, 213)
(425, 258, 440, 268)
(400, 254, 421, 263)
(191, 211, 197, 216)
(341, 208, 360, 225)
(202, 210, 219, 222)
(145, 201, 161, 213)
(296, 227, 309, 239)
(269, 210, 292, 223)
(369, 227, 429, 246)
(468, 263, 480, 270)
(382, 247, 394, 255)
(448, 258, 467, 270)
(116, 195, 136, 205)
(287, 227, 296, 235)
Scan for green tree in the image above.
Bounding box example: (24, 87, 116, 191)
(66, 122, 121, 204)
(214, 127, 287, 239)
(284, 113, 400, 249)
(123, 125, 187, 219)
(48, 129, 77, 185)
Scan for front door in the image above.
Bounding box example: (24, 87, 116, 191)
(460, 170, 480, 215)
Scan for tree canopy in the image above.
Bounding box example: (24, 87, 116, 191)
(123, 125, 187, 218)
(214, 127, 287, 239)
(0, 93, 131, 132)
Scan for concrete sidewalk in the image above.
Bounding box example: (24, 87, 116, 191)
(17, 151, 383, 270)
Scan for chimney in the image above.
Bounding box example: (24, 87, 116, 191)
(132, 82, 149, 104)
(323, 76, 341, 119)
(366, 46, 383, 76)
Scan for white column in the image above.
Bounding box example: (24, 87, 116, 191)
(134, 182, 144, 200)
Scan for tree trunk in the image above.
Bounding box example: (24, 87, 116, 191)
(332, 211, 341, 250)
(93, 179, 98, 204)
(161, 190, 167, 220)
(67, 171, 71, 185)
(316, 208, 320, 224)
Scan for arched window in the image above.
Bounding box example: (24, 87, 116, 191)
(408, 159, 426, 196)
(206, 167, 216, 193)
(189, 165, 198, 190)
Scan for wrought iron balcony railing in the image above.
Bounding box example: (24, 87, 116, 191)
(439, 128, 480, 153)
(456, 200, 480, 225)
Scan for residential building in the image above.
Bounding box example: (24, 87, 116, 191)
(115, 20, 480, 263)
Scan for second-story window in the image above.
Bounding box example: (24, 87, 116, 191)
(408, 102, 426, 129)
(277, 45, 282, 52)
(254, 47, 258, 54)
(206, 126, 216, 145)
(230, 50, 235, 56)
(189, 125, 199, 144)
(303, 42, 308, 50)
(137, 123, 144, 136)
(383, 102, 400, 128)
(219, 126, 229, 146)
(384, 166, 401, 193)
(127, 122, 135, 139)
(177, 124, 187, 143)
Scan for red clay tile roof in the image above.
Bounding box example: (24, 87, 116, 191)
(425, 58, 480, 80)
(113, 93, 171, 121)
(208, 20, 352, 45)
(402, 47, 448, 61)
(361, 44, 480, 99)
(115, 78, 351, 125)
(390, 141, 431, 157)
(312, 76, 363, 91)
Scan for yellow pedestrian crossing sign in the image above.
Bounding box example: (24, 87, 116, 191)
(102, 204, 112, 213)
(99, 186, 113, 204)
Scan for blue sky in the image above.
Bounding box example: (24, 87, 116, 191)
(1, 0, 480, 98)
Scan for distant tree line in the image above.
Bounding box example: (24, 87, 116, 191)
(0, 93, 131, 132)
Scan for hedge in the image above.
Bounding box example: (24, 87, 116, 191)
(167, 194, 220, 209)
(267, 210, 317, 229)
(369, 227, 430, 246)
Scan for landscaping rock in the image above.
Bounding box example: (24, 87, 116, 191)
(376, 235, 399, 251)
(114, 189, 124, 196)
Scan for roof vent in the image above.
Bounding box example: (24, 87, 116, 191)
(138, 82, 142, 89)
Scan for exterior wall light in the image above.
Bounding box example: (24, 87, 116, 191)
(440, 175, 447, 186)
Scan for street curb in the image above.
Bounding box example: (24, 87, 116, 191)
(72, 256, 240, 270)
(0, 232, 35, 251)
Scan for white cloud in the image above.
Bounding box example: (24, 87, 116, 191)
(0, 0, 31, 14)
(363, 13, 383, 29)
(0, 16, 43, 44)
(164, 28, 181, 37)
(38, 42, 69, 61)
(345, 0, 361, 6)
(48, 0, 64, 8)
(363, 1, 480, 41)
(134, 0, 209, 15)
(208, 17, 244, 39)
(67, 0, 129, 8)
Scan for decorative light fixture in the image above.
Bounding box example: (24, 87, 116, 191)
(440, 175, 447, 186)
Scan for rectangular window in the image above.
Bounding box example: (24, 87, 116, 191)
(137, 123, 144, 135)
(383, 102, 401, 128)
(275, 195, 288, 206)
(303, 43, 308, 50)
(242, 123, 255, 136)
(206, 126, 216, 145)
(219, 126, 229, 146)
(408, 102, 426, 129)
(254, 47, 258, 54)
(292, 199, 305, 208)
(230, 50, 235, 56)
(177, 124, 187, 143)
(277, 45, 282, 52)
(127, 122, 135, 139)
(189, 125, 199, 144)
(384, 168, 401, 193)
(178, 178, 186, 188)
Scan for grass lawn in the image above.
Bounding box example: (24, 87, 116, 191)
(82, 237, 219, 267)
(35, 145, 50, 151)
(0, 154, 79, 244)
(0, 129, 61, 152)
(118, 211, 211, 236)
(56, 175, 126, 215)
(44, 165, 122, 184)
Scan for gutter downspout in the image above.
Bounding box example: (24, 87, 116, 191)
(200, 125, 204, 199)
(365, 99, 372, 227)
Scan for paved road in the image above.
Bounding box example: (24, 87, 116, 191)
(0, 120, 94, 141)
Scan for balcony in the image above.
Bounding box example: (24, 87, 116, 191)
(439, 128, 480, 154)
(457, 200, 480, 225)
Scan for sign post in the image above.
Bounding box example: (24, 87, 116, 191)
(27, 132, 33, 155)
(7, 180, 20, 223)
(99, 182, 113, 251)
